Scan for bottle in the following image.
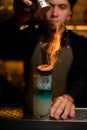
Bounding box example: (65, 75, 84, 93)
(30, 0, 51, 18)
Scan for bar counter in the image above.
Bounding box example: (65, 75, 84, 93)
(0, 107, 87, 130)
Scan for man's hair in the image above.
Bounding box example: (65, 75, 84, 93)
(68, 0, 77, 8)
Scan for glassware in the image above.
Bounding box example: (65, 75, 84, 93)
(33, 64, 52, 118)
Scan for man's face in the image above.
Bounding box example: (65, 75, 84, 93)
(44, 0, 71, 29)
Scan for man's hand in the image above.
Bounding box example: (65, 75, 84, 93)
(50, 94, 75, 120)
(20, 0, 33, 7)
(13, 0, 33, 26)
(14, 0, 33, 12)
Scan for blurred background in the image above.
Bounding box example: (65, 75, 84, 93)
(0, 0, 87, 36)
(0, 0, 87, 89)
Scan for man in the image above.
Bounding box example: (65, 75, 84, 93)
(13, 0, 87, 119)
(0, 0, 87, 120)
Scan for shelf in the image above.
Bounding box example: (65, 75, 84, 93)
(66, 25, 87, 30)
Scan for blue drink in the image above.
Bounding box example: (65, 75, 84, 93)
(33, 90, 52, 117)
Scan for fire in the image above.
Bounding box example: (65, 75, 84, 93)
(37, 23, 61, 72)
(37, 64, 53, 72)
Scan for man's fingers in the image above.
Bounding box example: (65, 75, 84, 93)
(50, 96, 76, 120)
(23, 0, 33, 6)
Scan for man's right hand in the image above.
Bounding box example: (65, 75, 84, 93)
(13, 0, 33, 26)
(14, 0, 33, 12)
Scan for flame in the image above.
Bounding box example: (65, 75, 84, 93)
(38, 23, 61, 72)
